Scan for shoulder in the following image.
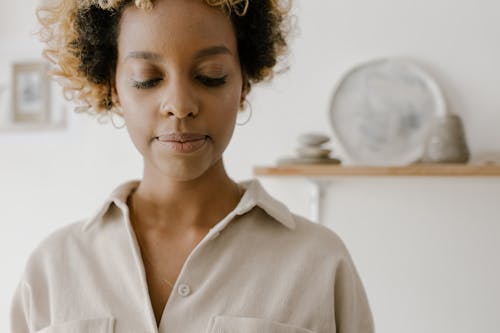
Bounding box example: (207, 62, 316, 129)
(22, 193, 126, 275)
(33, 219, 87, 253)
(291, 213, 352, 257)
(240, 178, 351, 259)
(247, 205, 353, 266)
(21, 220, 89, 280)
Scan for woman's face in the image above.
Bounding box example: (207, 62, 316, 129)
(114, 0, 244, 181)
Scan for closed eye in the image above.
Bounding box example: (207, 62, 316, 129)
(131, 78, 163, 89)
(197, 75, 227, 87)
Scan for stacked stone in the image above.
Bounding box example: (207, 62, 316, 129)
(277, 133, 341, 166)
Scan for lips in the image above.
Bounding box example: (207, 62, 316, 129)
(155, 132, 208, 154)
(156, 133, 207, 143)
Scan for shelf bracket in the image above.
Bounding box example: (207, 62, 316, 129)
(307, 179, 331, 224)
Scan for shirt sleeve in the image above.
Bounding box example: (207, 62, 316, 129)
(333, 253, 375, 333)
(10, 279, 32, 333)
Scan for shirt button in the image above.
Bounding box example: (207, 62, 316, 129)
(178, 283, 191, 297)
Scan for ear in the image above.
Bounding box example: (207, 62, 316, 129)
(110, 77, 121, 108)
(240, 73, 250, 105)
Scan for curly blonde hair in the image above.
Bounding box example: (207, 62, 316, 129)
(36, 0, 292, 116)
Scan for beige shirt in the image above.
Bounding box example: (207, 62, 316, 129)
(10, 179, 374, 333)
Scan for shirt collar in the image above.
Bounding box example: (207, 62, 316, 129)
(82, 178, 296, 232)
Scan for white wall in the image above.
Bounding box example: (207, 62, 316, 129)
(1, 0, 500, 332)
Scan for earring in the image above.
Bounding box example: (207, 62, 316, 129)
(104, 82, 125, 129)
(110, 109, 126, 129)
(237, 99, 253, 126)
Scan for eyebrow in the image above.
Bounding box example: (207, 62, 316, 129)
(125, 51, 163, 62)
(125, 45, 232, 63)
(194, 45, 232, 59)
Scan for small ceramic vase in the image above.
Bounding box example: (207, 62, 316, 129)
(422, 113, 470, 163)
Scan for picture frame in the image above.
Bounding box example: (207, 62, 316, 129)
(11, 62, 51, 124)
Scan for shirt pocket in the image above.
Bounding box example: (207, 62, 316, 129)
(206, 315, 316, 333)
(34, 317, 115, 333)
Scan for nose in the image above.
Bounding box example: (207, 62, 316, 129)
(159, 77, 199, 119)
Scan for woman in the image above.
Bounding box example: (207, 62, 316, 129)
(11, 0, 374, 332)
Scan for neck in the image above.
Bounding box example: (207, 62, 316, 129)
(128, 159, 242, 231)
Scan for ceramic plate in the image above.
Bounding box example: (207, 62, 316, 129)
(329, 58, 446, 165)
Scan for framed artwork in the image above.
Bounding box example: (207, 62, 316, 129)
(11, 62, 51, 124)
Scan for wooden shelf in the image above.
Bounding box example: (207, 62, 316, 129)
(254, 163, 500, 223)
(253, 164, 500, 177)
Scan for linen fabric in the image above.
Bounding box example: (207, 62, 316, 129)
(10, 179, 374, 333)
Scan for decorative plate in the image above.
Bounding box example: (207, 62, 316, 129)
(329, 58, 446, 166)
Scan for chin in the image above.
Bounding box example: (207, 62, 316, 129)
(157, 159, 213, 182)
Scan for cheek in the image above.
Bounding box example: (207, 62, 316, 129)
(209, 90, 240, 132)
(117, 91, 156, 150)
(217, 81, 242, 117)
(207, 94, 240, 153)
(123, 112, 150, 153)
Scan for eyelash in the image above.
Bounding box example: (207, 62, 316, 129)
(131, 75, 228, 90)
(196, 75, 227, 87)
(132, 78, 163, 89)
